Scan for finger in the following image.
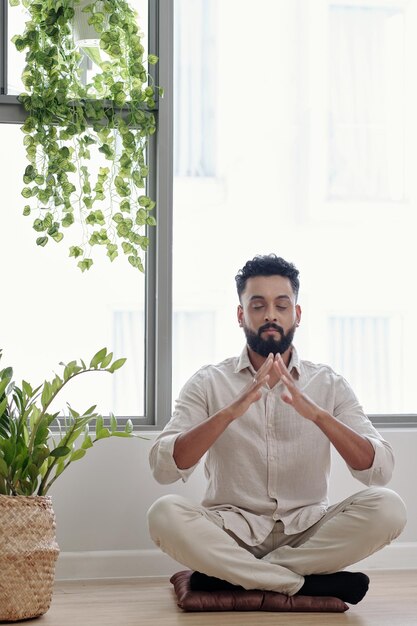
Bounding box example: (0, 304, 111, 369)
(281, 390, 293, 404)
(252, 389, 263, 402)
(276, 353, 291, 375)
(273, 359, 288, 380)
(245, 374, 269, 401)
(252, 373, 270, 389)
(281, 373, 294, 388)
(258, 353, 274, 376)
(251, 357, 273, 388)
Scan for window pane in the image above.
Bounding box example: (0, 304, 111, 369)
(174, 0, 216, 176)
(0, 124, 145, 417)
(328, 6, 405, 201)
(173, 0, 417, 415)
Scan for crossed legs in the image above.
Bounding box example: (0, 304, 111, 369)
(147, 487, 406, 599)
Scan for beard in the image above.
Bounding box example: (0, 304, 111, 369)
(243, 321, 297, 357)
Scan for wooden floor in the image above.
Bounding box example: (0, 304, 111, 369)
(29, 570, 417, 626)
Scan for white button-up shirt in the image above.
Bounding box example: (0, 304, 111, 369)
(149, 346, 394, 545)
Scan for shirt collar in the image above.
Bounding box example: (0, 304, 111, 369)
(235, 345, 301, 380)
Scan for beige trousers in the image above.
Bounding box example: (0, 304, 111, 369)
(147, 487, 406, 596)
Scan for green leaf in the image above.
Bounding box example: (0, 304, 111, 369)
(62, 213, 74, 227)
(90, 348, 108, 369)
(0, 458, 9, 478)
(77, 258, 94, 272)
(22, 380, 33, 396)
(2, 439, 16, 466)
(81, 434, 93, 450)
(1, 367, 13, 381)
(138, 195, 151, 207)
(71, 449, 86, 462)
(100, 352, 113, 368)
(0, 378, 10, 398)
(97, 428, 111, 439)
(41, 381, 52, 407)
(53, 459, 66, 480)
(50, 446, 71, 458)
(95, 416, 103, 438)
(128, 256, 144, 272)
(34, 424, 50, 446)
(82, 47, 103, 67)
(0, 397, 8, 419)
(69, 246, 83, 258)
(107, 358, 126, 373)
(110, 413, 117, 433)
(32, 445, 50, 466)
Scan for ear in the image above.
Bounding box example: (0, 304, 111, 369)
(295, 304, 302, 327)
(237, 304, 244, 327)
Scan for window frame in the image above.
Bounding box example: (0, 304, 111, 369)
(1, 0, 415, 429)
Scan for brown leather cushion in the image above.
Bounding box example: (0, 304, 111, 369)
(170, 570, 349, 612)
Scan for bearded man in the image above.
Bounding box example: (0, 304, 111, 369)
(147, 254, 406, 605)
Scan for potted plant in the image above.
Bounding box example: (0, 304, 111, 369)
(10, 0, 161, 272)
(0, 346, 143, 621)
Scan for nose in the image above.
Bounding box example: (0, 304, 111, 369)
(264, 305, 277, 321)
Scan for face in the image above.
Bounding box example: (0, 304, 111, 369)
(237, 275, 301, 358)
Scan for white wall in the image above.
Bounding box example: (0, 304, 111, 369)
(51, 428, 417, 580)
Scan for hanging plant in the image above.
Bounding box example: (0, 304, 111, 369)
(10, 0, 162, 271)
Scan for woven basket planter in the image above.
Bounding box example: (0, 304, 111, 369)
(0, 495, 60, 622)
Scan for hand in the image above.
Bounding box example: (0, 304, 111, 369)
(273, 353, 323, 422)
(223, 353, 274, 422)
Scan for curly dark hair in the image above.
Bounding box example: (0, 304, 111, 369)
(235, 254, 300, 301)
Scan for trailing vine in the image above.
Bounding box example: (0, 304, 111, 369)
(10, 0, 161, 271)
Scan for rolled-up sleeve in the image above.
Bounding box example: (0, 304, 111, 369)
(349, 436, 394, 486)
(149, 431, 198, 484)
(149, 368, 209, 484)
(334, 376, 395, 487)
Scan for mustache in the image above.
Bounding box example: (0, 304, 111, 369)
(258, 323, 284, 336)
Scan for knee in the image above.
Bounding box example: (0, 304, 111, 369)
(147, 494, 189, 542)
(364, 487, 407, 540)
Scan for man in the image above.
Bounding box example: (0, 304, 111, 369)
(147, 254, 406, 605)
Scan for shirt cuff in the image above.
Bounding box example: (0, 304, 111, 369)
(151, 433, 198, 484)
(349, 436, 394, 486)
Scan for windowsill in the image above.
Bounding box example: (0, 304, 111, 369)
(0, 95, 26, 123)
(368, 415, 417, 429)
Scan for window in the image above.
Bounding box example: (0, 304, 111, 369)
(172, 0, 417, 426)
